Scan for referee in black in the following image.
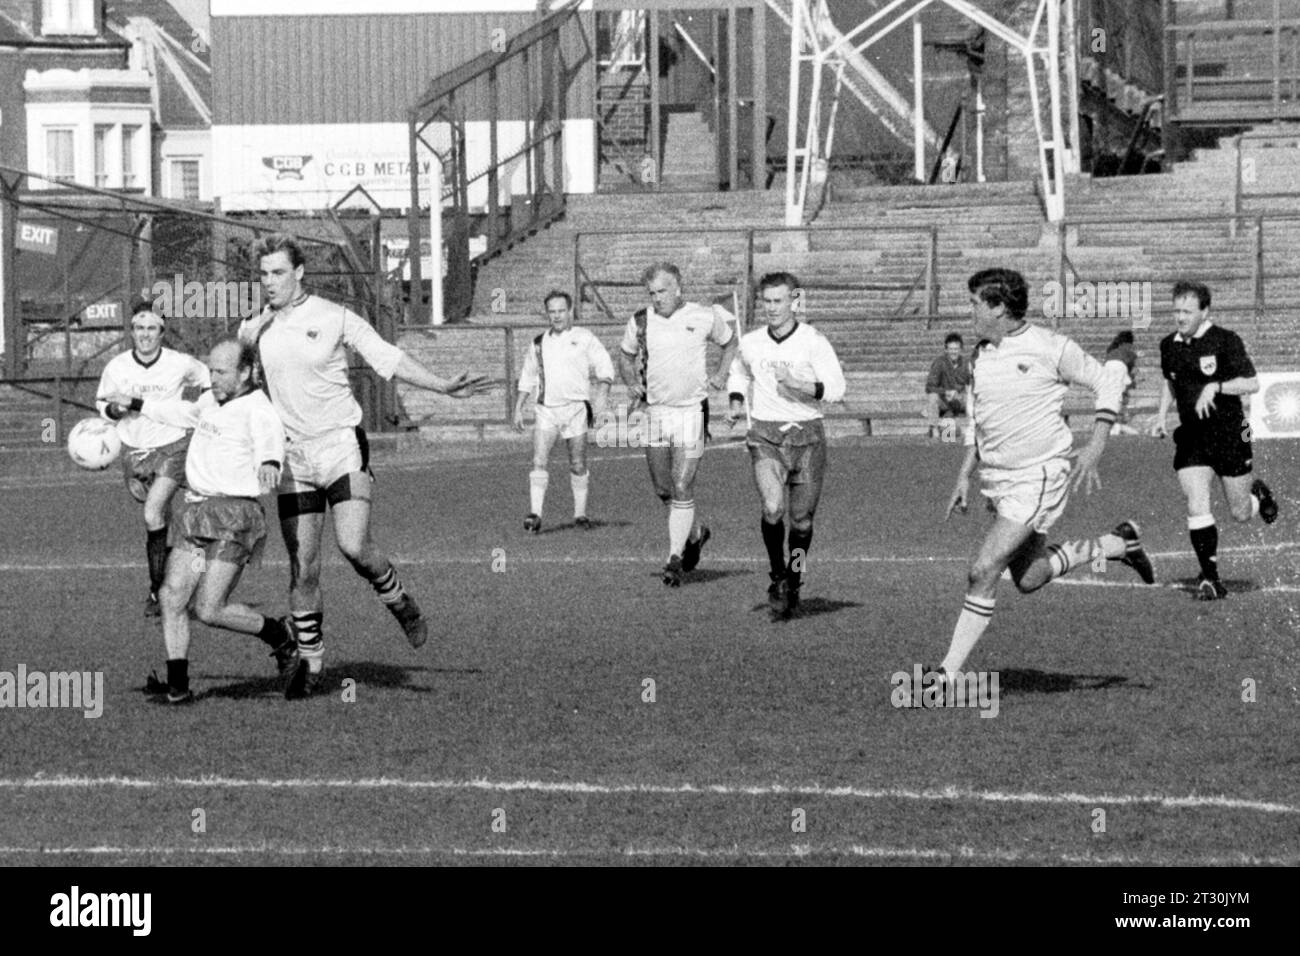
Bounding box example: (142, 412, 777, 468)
(1151, 280, 1278, 599)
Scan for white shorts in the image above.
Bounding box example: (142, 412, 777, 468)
(534, 401, 589, 440)
(980, 458, 1071, 533)
(281, 426, 366, 493)
(642, 403, 705, 454)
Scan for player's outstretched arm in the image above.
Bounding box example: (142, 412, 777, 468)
(393, 354, 488, 398)
(1070, 420, 1113, 495)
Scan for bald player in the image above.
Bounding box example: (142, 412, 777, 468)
(106, 339, 291, 704)
(618, 262, 738, 587)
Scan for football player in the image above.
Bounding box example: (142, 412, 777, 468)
(239, 233, 488, 699)
(938, 269, 1155, 678)
(726, 272, 845, 618)
(97, 298, 210, 616)
(106, 339, 292, 704)
(513, 290, 614, 532)
(617, 262, 738, 586)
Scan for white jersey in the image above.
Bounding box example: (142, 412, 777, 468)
(727, 322, 846, 422)
(96, 347, 210, 448)
(517, 326, 615, 406)
(966, 323, 1124, 471)
(620, 301, 734, 407)
(140, 390, 285, 499)
(239, 295, 403, 441)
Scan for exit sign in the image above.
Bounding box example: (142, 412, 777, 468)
(82, 300, 122, 327)
(16, 222, 59, 255)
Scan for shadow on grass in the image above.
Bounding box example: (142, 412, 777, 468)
(749, 597, 864, 621)
(531, 518, 635, 536)
(199, 660, 483, 700)
(1172, 576, 1259, 595)
(996, 668, 1151, 695)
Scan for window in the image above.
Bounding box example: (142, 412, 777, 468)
(170, 158, 200, 200)
(40, 0, 95, 36)
(93, 125, 111, 187)
(45, 128, 75, 179)
(121, 125, 139, 189)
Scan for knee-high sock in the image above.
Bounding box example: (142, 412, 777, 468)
(146, 527, 169, 594)
(368, 563, 406, 606)
(668, 499, 695, 558)
(787, 526, 813, 588)
(761, 518, 786, 577)
(940, 595, 996, 676)
(292, 611, 324, 674)
(571, 471, 589, 518)
(1188, 514, 1218, 580)
(529, 469, 548, 516)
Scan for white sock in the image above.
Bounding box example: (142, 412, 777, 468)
(668, 499, 695, 558)
(571, 471, 589, 518)
(1251, 495, 1261, 519)
(529, 468, 548, 516)
(941, 595, 995, 675)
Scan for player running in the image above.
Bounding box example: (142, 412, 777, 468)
(512, 290, 614, 532)
(97, 298, 210, 617)
(1150, 280, 1278, 599)
(618, 262, 739, 586)
(937, 268, 1155, 678)
(726, 272, 846, 618)
(239, 233, 487, 699)
(106, 339, 293, 704)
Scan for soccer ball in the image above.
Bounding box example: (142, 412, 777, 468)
(67, 417, 122, 470)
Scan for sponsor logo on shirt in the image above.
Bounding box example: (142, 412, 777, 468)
(307, 327, 320, 340)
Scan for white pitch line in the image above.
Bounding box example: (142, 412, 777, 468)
(1053, 578, 1300, 594)
(3, 541, 1297, 574)
(2, 775, 1296, 814)
(0, 843, 1292, 864)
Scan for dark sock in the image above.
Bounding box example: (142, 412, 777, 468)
(761, 519, 786, 577)
(166, 658, 189, 693)
(1190, 524, 1219, 580)
(256, 616, 289, 649)
(146, 527, 169, 593)
(787, 526, 813, 589)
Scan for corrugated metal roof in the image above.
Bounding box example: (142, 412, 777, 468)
(214, 11, 594, 125)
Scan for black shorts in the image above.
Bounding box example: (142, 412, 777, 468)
(1172, 425, 1253, 478)
(746, 419, 828, 489)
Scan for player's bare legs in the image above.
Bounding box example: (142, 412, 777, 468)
(528, 425, 562, 529)
(141, 474, 179, 613)
(647, 442, 707, 584)
(784, 471, 822, 607)
(332, 485, 428, 650)
(565, 432, 591, 523)
(191, 559, 260, 634)
(158, 546, 203, 663)
(1221, 472, 1262, 523)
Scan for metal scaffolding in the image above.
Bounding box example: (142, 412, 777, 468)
(783, 0, 1078, 223)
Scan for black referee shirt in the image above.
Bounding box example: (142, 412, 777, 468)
(1159, 323, 1256, 433)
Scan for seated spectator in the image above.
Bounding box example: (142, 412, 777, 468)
(925, 332, 971, 438)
